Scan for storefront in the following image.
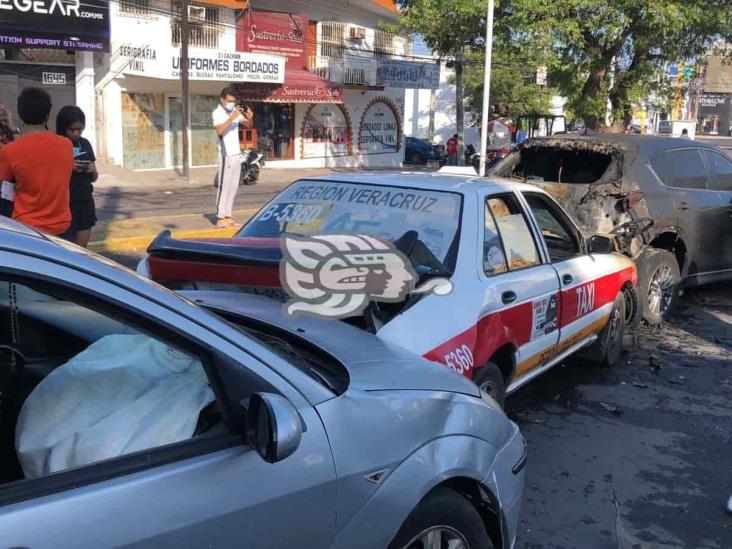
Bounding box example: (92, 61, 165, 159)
(0, 0, 109, 143)
(235, 9, 406, 169)
(99, 1, 286, 171)
(697, 93, 732, 136)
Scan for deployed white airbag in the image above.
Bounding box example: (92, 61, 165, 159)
(16, 334, 216, 479)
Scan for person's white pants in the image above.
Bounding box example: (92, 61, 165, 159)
(216, 153, 242, 219)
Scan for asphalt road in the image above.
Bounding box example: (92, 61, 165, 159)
(509, 284, 732, 548)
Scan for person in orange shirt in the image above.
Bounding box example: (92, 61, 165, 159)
(0, 87, 73, 235)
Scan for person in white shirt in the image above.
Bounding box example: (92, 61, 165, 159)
(212, 87, 253, 228)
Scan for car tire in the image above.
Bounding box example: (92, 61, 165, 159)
(389, 487, 495, 549)
(472, 361, 506, 408)
(638, 248, 681, 325)
(409, 151, 424, 164)
(584, 292, 626, 367)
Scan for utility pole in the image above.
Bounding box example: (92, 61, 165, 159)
(478, 0, 495, 176)
(455, 47, 465, 166)
(181, 0, 190, 179)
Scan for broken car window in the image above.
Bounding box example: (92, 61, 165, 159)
(510, 146, 614, 184)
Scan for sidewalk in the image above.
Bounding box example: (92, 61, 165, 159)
(88, 162, 334, 254)
(88, 162, 429, 254)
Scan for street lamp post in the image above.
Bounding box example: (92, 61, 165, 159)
(478, 0, 495, 177)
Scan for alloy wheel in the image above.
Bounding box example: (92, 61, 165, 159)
(402, 526, 470, 549)
(479, 379, 499, 401)
(647, 265, 675, 317)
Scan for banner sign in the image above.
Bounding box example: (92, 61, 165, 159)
(116, 43, 286, 83)
(376, 59, 440, 89)
(238, 11, 312, 71)
(0, 0, 110, 51)
(358, 97, 402, 154)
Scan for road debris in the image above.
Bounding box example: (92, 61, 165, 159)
(600, 402, 624, 416)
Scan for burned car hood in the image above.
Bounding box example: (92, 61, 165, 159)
(183, 291, 480, 397)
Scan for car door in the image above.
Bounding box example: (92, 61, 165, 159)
(477, 191, 561, 390)
(649, 148, 726, 276)
(702, 148, 732, 276)
(520, 191, 618, 356)
(0, 251, 337, 549)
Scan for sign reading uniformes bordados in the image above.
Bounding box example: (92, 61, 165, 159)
(0, 0, 110, 51)
(116, 43, 286, 83)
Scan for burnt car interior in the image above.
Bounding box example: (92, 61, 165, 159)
(0, 281, 226, 485)
(500, 145, 615, 184)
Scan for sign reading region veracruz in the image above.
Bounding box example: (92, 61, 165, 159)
(116, 43, 286, 83)
(0, 0, 110, 51)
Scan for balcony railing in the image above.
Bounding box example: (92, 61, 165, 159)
(309, 56, 377, 86)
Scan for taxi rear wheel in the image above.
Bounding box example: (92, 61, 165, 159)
(473, 362, 506, 408)
(587, 292, 626, 367)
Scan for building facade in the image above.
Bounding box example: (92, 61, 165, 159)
(94, 0, 431, 171)
(698, 55, 732, 136)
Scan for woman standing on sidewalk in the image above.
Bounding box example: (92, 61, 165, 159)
(57, 106, 98, 247)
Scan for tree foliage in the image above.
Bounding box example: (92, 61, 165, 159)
(395, 0, 732, 131)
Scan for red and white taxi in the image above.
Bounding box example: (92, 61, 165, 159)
(141, 172, 637, 405)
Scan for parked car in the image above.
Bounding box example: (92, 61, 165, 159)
(404, 136, 446, 165)
(1, 217, 525, 549)
(489, 134, 732, 324)
(139, 172, 638, 406)
(657, 120, 672, 135)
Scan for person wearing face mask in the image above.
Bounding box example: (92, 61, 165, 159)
(212, 87, 253, 228)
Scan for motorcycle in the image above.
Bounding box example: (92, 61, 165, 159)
(239, 148, 265, 186)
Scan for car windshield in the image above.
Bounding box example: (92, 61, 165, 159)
(238, 180, 463, 268)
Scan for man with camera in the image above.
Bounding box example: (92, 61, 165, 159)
(213, 87, 253, 228)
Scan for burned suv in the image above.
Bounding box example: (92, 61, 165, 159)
(490, 134, 732, 324)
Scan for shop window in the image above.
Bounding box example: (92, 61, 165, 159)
(302, 104, 351, 159)
(172, 2, 220, 49)
(245, 104, 295, 161)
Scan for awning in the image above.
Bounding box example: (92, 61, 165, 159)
(235, 70, 343, 104)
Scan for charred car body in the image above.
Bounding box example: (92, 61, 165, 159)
(489, 135, 732, 324)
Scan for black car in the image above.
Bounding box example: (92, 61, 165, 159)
(490, 134, 732, 325)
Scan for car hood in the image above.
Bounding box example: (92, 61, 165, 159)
(183, 291, 480, 397)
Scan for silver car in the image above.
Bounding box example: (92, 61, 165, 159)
(0, 218, 525, 549)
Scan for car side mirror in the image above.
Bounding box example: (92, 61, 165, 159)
(245, 393, 302, 463)
(588, 234, 615, 254)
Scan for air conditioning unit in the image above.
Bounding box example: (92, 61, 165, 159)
(349, 26, 366, 40)
(188, 5, 206, 21)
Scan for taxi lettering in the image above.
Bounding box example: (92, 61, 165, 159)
(444, 345, 474, 374)
(576, 283, 595, 317)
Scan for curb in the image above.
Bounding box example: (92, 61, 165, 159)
(88, 207, 259, 254)
(89, 227, 239, 253)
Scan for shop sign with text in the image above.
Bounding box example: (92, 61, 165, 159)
(358, 98, 401, 155)
(0, 0, 110, 51)
(238, 11, 312, 71)
(376, 59, 440, 90)
(115, 43, 285, 83)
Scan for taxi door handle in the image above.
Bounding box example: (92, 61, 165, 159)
(677, 201, 690, 211)
(501, 291, 517, 305)
(562, 274, 574, 286)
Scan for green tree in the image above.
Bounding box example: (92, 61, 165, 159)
(397, 0, 486, 162)
(505, 0, 732, 130)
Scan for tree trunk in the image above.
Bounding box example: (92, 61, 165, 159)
(581, 66, 607, 132)
(455, 48, 465, 166)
